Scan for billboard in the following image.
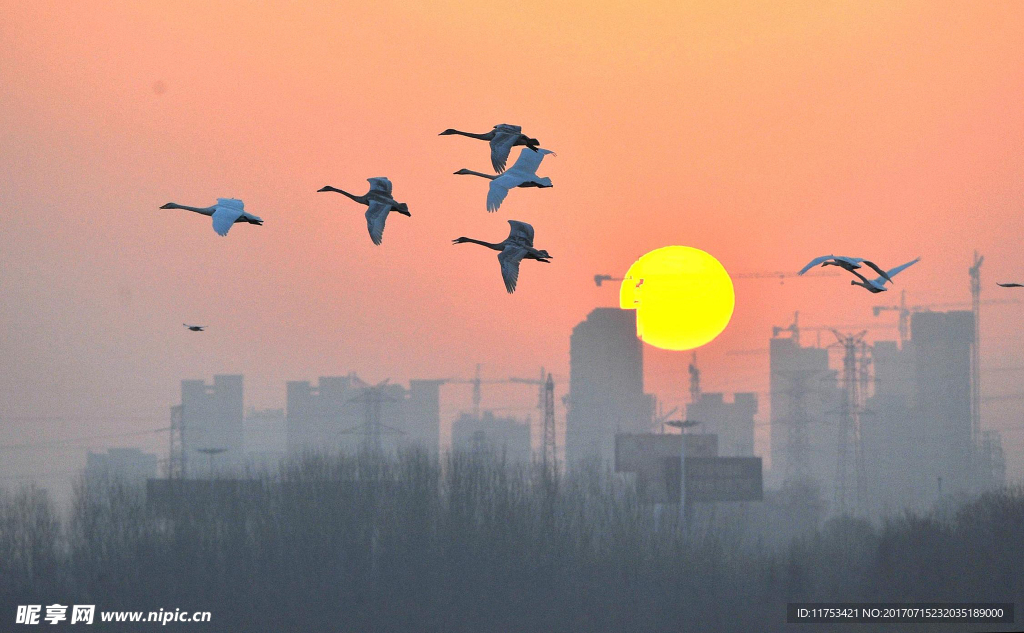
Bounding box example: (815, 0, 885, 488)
(666, 456, 763, 502)
(614, 433, 762, 504)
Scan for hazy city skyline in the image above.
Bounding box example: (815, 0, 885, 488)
(4, 1, 1024, 488)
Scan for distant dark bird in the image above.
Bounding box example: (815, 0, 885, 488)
(997, 282, 1024, 288)
(183, 324, 206, 332)
(452, 220, 551, 294)
(160, 198, 263, 237)
(454, 148, 555, 212)
(798, 255, 892, 282)
(318, 177, 411, 246)
(849, 257, 920, 293)
(439, 124, 541, 173)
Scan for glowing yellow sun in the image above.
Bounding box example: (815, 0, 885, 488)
(619, 246, 735, 351)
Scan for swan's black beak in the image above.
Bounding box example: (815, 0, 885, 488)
(316, 187, 331, 193)
(159, 203, 174, 209)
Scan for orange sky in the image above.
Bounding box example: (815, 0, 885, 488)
(3, 0, 1024, 482)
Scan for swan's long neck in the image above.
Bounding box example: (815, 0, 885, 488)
(321, 187, 366, 204)
(164, 203, 214, 216)
(457, 170, 496, 180)
(460, 238, 504, 251)
(444, 129, 492, 140)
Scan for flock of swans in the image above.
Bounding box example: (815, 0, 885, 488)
(800, 254, 1022, 293)
(161, 123, 552, 296)
(160, 122, 1024, 333)
(798, 255, 920, 294)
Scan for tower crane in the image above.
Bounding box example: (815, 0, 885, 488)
(593, 274, 622, 287)
(442, 364, 510, 419)
(734, 270, 840, 283)
(594, 269, 840, 288)
(509, 369, 560, 470)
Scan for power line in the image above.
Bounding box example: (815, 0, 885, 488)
(0, 415, 167, 422)
(0, 469, 82, 481)
(0, 428, 169, 452)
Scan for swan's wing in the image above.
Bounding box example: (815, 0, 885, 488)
(832, 256, 864, 266)
(367, 177, 393, 195)
(861, 260, 890, 281)
(490, 129, 520, 173)
(506, 220, 535, 247)
(848, 268, 870, 283)
(885, 257, 920, 280)
(997, 282, 1024, 287)
(364, 201, 390, 245)
(216, 198, 244, 210)
(486, 174, 519, 212)
(497, 244, 528, 294)
(505, 147, 546, 177)
(211, 199, 246, 236)
(798, 255, 834, 275)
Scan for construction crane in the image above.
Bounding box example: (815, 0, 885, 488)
(442, 364, 509, 419)
(595, 269, 839, 287)
(970, 251, 984, 469)
(770, 311, 898, 349)
(871, 288, 1016, 347)
(594, 274, 622, 287)
(772, 311, 889, 344)
(688, 352, 701, 405)
(734, 270, 841, 283)
(509, 368, 562, 469)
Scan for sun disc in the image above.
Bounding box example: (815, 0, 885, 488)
(619, 246, 735, 351)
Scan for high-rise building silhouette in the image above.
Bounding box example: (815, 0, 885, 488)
(85, 447, 159, 484)
(451, 411, 532, 463)
(180, 375, 244, 475)
(686, 392, 757, 456)
(244, 407, 287, 469)
(286, 374, 442, 455)
(862, 311, 982, 512)
(769, 328, 840, 490)
(406, 380, 444, 455)
(861, 340, 917, 514)
(566, 308, 654, 467)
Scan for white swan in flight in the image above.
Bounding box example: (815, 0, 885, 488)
(452, 220, 552, 293)
(439, 124, 541, 173)
(849, 257, 920, 293)
(454, 148, 555, 212)
(798, 255, 891, 282)
(160, 198, 263, 237)
(183, 324, 206, 332)
(318, 177, 411, 245)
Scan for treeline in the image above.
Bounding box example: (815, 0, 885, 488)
(0, 450, 1020, 632)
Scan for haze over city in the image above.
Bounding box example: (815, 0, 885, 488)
(4, 1, 1024, 489)
(3, 3, 1024, 630)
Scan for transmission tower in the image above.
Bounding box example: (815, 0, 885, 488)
(543, 373, 556, 473)
(168, 404, 185, 479)
(781, 369, 819, 486)
(342, 381, 404, 453)
(831, 330, 867, 515)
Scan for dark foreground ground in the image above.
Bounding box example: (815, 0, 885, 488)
(1, 451, 1020, 632)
